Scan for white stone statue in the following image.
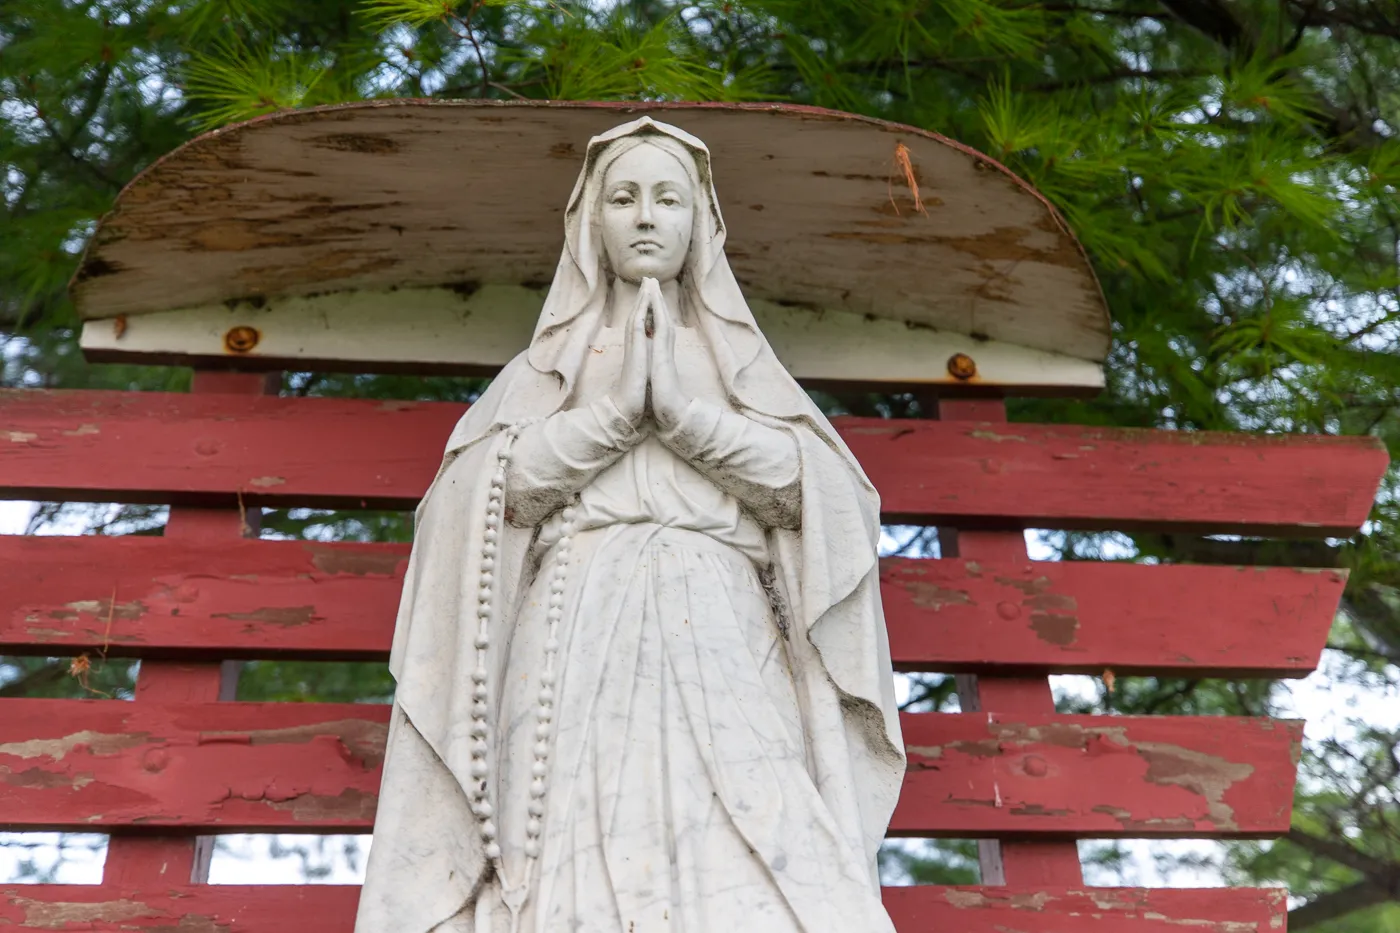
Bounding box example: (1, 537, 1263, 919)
(357, 117, 906, 933)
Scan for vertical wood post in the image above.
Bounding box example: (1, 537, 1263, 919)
(101, 370, 277, 887)
(935, 397, 1084, 887)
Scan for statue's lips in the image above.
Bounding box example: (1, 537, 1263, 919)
(630, 239, 664, 251)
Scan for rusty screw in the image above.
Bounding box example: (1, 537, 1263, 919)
(947, 352, 977, 381)
(224, 325, 260, 354)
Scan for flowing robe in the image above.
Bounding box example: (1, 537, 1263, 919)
(356, 116, 905, 933)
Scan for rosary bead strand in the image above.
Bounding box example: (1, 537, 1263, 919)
(466, 418, 576, 904)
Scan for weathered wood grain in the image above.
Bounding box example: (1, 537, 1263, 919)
(893, 712, 1301, 838)
(0, 883, 1287, 932)
(882, 556, 1343, 676)
(0, 536, 1343, 677)
(71, 101, 1110, 367)
(0, 701, 1298, 837)
(0, 389, 1385, 534)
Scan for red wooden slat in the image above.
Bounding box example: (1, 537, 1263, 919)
(882, 884, 1288, 931)
(0, 884, 1287, 932)
(883, 556, 1341, 676)
(0, 389, 1385, 533)
(100, 369, 277, 888)
(0, 701, 1299, 838)
(0, 536, 1341, 677)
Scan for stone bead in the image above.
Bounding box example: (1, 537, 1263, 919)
(477, 605, 492, 620)
(547, 607, 564, 623)
(480, 820, 497, 839)
(531, 761, 547, 778)
(562, 506, 578, 523)
(536, 706, 552, 723)
(474, 633, 490, 649)
(473, 701, 489, 717)
(485, 842, 502, 860)
(472, 669, 488, 684)
(485, 513, 500, 529)
(535, 722, 551, 740)
(540, 670, 557, 686)
(473, 800, 493, 818)
(530, 778, 546, 798)
(482, 557, 495, 572)
(471, 760, 488, 778)
(528, 800, 545, 817)
(545, 638, 560, 652)
(549, 593, 563, 608)
(524, 839, 540, 858)
(473, 683, 488, 700)
(484, 528, 498, 543)
(538, 687, 554, 705)
(527, 818, 542, 836)
(483, 541, 497, 557)
(550, 578, 566, 594)
(470, 721, 488, 738)
(534, 741, 549, 758)
(471, 739, 488, 756)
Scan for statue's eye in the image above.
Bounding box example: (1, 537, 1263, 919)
(610, 192, 634, 206)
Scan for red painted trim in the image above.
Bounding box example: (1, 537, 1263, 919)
(0, 883, 1287, 932)
(0, 389, 1385, 534)
(0, 701, 1300, 838)
(0, 536, 1342, 677)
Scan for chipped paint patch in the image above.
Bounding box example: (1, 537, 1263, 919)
(14, 896, 163, 926)
(61, 423, 100, 437)
(6, 431, 37, 443)
(211, 606, 317, 627)
(248, 476, 286, 488)
(0, 730, 149, 761)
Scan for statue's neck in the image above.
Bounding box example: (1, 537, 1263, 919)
(607, 277, 684, 328)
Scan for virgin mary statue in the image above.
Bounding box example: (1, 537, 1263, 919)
(356, 117, 906, 933)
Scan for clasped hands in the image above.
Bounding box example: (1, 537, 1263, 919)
(613, 277, 693, 437)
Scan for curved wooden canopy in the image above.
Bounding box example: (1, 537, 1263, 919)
(72, 100, 1110, 365)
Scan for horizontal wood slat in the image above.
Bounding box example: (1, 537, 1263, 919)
(0, 536, 1343, 677)
(0, 700, 1299, 838)
(0, 883, 1287, 932)
(0, 389, 1385, 534)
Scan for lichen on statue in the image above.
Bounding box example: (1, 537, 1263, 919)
(357, 117, 906, 933)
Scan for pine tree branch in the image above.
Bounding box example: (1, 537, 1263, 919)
(1156, 0, 1252, 51)
(1027, 66, 1213, 91)
(1285, 828, 1397, 877)
(1290, 878, 1398, 930)
(1285, 1, 1400, 42)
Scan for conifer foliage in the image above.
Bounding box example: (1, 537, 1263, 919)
(3, 2, 1400, 927)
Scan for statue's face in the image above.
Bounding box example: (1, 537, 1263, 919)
(599, 143, 695, 284)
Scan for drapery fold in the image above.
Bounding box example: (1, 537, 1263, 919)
(356, 117, 904, 933)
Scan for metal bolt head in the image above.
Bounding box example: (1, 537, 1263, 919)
(947, 352, 977, 381)
(224, 325, 260, 353)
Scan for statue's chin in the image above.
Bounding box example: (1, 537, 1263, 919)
(614, 263, 682, 285)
